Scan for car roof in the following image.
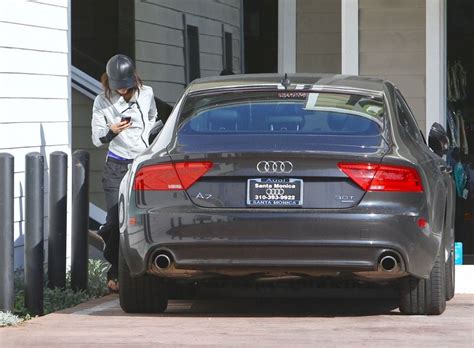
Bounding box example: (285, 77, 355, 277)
(187, 73, 387, 96)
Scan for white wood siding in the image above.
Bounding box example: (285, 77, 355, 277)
(135, 0, 243, 105)
(296, 0, 341, 73)
(359, 0, 426, 132)
(0, 0, 70, 269)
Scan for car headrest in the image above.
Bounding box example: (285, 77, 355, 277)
(208, 109, 240, 131)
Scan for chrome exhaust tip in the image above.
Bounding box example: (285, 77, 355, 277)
(379, 255, 399, 272)
(154, 254, 171, 270)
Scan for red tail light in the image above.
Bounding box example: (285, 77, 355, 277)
(338, 163, 423, 192)
(133, 161, 213, 191)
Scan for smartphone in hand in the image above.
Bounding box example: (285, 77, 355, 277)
(121, 116, 131, 124)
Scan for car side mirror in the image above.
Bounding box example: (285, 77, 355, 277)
(428, 122, 449, 157)
(148, 120, 164, 145)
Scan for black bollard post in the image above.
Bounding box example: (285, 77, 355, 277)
(48, 152, 68, 289)
(25, 152, 44, 316)
(71, 150, 89, 292)
(0, 153, 14, 312)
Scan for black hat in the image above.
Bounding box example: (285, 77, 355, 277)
(106, 54, 136, 90)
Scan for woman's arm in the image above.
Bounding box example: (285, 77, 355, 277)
(91, 98, 130, 147)
(148, 93, 158, 122)
(91, 98, 113, 147)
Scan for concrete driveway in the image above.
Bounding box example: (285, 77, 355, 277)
(1, 293, 473, 347)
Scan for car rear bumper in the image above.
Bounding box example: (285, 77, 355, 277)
(121, 194, 441, 280)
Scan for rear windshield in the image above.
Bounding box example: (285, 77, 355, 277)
(176, 91, 385, 153)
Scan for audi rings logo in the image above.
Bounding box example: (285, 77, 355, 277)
(266, 188, 285, 195)
(256, 161, 294, 174)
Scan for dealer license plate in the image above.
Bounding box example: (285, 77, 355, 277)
(246, 178, 303, 207)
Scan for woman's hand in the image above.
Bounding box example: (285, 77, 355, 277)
(109, 120, 131, 134)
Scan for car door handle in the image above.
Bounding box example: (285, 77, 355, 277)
(439, 165, 452, 174)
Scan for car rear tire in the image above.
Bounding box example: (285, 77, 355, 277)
(445, 249, 455, 301)
(399, 250, 446, 315)
(119, 247, 168, 313)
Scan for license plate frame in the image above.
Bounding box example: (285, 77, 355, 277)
(246, 178, 303, 207)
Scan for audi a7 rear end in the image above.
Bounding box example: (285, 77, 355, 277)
(118, 74, 455, 315)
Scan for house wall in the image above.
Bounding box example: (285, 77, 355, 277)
(359, 0, 426, 132)
(134, 0, 242, 105)
(0, 0, 70, 269)
(296, 0, 341, 73)
(71, 0, 244, 210)
(70, 0, 243, 215)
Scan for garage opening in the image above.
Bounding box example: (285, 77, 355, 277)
(447, 0, 474, 263)
(243, 0, 278, 73)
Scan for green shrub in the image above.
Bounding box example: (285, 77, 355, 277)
(43, 287, 90, 315)
(13, 259, 109, 317)
(86, 259, 109, 298)
(0, 312, 23, 327)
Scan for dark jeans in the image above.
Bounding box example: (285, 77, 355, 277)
(101, 158, 131, 279)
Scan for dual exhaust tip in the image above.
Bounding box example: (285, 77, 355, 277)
(154, 253, 172, 270)
(378, 254, 400, 272)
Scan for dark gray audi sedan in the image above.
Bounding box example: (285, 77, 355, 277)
(118, 74, 455, 315)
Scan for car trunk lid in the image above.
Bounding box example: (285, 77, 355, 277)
(168, 149, 386, 209)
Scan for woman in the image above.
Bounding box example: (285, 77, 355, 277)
(91, 54, 158, 291)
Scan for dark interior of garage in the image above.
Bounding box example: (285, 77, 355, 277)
(447, 0, 474, 261)
(72, 0, 135, 80)
(243, 0, 278, 73)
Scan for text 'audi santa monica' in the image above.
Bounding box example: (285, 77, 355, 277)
(118, 74, 455, 315)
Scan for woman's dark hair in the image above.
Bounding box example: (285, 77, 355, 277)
(101, 72, 143, 102)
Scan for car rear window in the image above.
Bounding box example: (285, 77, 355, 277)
(176, 91, 385, 153)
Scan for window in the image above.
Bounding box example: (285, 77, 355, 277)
(395, 92, 423, 143)
(176, 91, 385, 153)
(224, 32, 233, 72)
(186, 25, 200, 83)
